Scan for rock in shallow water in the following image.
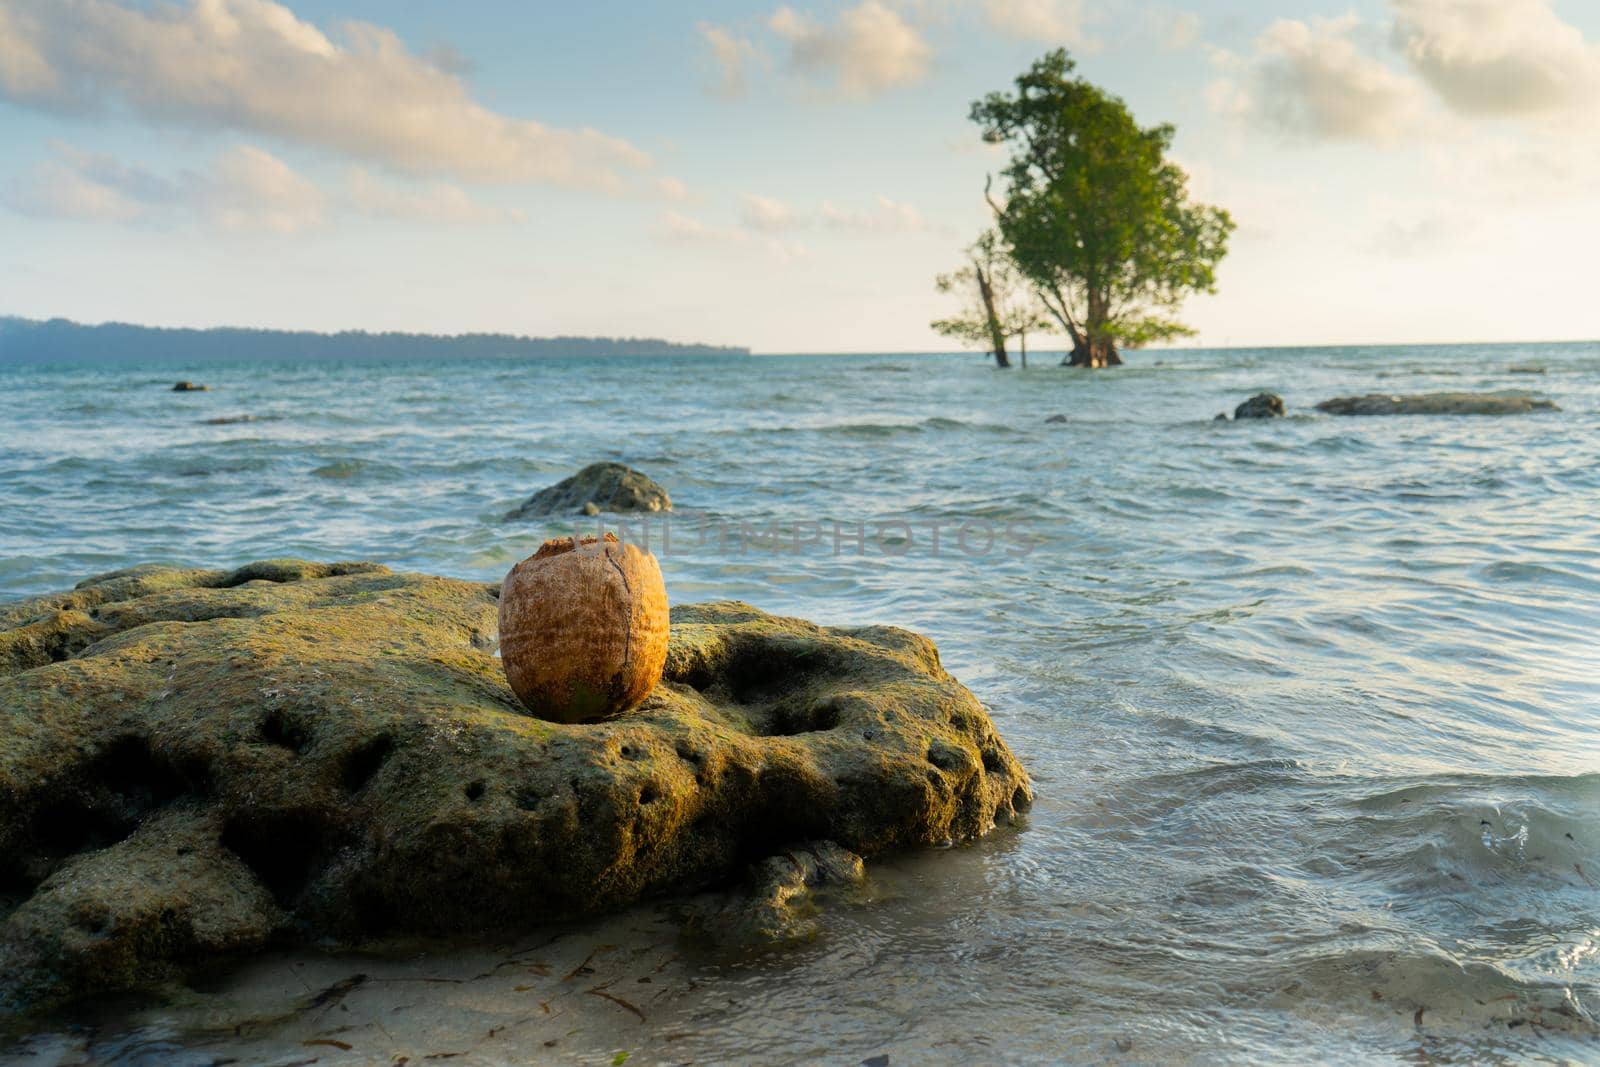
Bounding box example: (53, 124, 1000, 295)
(506, 462, 671, 519)
(0, 561, 1030, 1011)
(691, 840, 867, 946)
(1234, 392, 1285, 419)
(1315, 392, 1559, 416)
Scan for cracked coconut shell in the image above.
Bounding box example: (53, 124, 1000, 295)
(497, 533, 669, 723)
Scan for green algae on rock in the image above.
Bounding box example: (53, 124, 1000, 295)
(0, 561, 1030, 1012)
(504, 462, 671, 519)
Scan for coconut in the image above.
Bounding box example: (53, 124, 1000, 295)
(497, 533, 669, 723)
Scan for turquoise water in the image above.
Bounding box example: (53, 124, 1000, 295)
(1, 344, 1598, 1063)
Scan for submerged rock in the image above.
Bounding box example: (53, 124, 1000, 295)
(691, 840, 867, 946)
(1234, 393, 1285, 419)
(204, 414, 274, 425)
(506, 462, 671, 519)
(171, 381, 208, 392)
(1315, 392, 1559, 416)
(1043, 414, 1068, 425)
(0, 561, 1029, 1012)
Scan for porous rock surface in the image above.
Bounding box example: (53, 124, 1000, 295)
(505, 462, 671, 519)
(0, 561, 1030, 1011)
(1315, 392, 1559, 416)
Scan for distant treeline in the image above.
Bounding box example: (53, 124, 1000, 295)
(0, 316, 750, 363)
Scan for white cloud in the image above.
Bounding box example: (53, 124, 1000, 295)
(981, 0, 1095, 48)
(5, 143, 541, 230)
(1368, 209, 1480, 257)
(722, 193, 926, 233)
(654, 176, 692, 201)
(769, 1, 931, 97)
(651, 209, 808, 262)
(820, 195, 924, 231)
(1391, 0, 1600, 117)
(1211, 15, 1425, 141)
(3, 143, 325, 232)
(652, 210, 745, 245)
(206, 145, 326, 232)
(2, 155, 143, 222)
(345, 169, 525, 225)
(699, 23, 764, 98)
(1431, 126, 1600, 204)
(1149, 9, 1201, 52)
(0, 0, 654, 191)
(0, 4, 59, 97)
(739, 193, 799, 231)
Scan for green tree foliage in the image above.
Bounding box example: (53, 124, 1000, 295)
(932, 230, 1052, 369)
(971, 50, 1234, 366)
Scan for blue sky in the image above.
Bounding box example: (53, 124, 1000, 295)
(2, 0, 1598, 352)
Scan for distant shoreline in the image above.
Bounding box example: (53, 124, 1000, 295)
(0, 316, 749, 364)
(2, 316, 1592, 364)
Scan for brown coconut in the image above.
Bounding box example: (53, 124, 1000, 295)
(497, 533, 669, 723)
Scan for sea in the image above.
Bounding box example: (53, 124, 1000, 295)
(1, 343, 1597, 1065)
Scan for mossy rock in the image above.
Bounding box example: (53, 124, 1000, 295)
(505, 462, 671, 519)
(0, 561, 1030, 1012)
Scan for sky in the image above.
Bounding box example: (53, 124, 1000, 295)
(1, 0, 1598, 353)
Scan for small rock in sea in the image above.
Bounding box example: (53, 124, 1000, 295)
(171, 381, 208, 392)
(0, 560, 1031, 1011)
(205, 414, 264, 425)
(1315, 392, 1559, 416)
(1508, 365, 1546, 375)
(506, 461, 671, 519)
(1213, 412, 1229, 421)
(1044, 414, 1068, 424)
(498, 533, 669, 723)
(1234, 393, 1286, 419)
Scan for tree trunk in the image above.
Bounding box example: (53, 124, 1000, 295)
(1088, 336, 1122, 366)
(1019, 329, 1028, 369)
(974, 261, 1010, 369)
(1063, 294, 1123, 367)
(1066, 337, 1123, 367)
(1059, 320, 1088, 366)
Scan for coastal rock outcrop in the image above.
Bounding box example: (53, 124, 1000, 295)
(506, 462, 671, 519)
(171, 381, 208, 392)
(1234, 393, 1285, 419)
(1315, 392, 1559, 416)
(0, 561, 1030, 1012)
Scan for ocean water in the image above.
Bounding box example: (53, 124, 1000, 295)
(1, 344, 1597, 1065)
